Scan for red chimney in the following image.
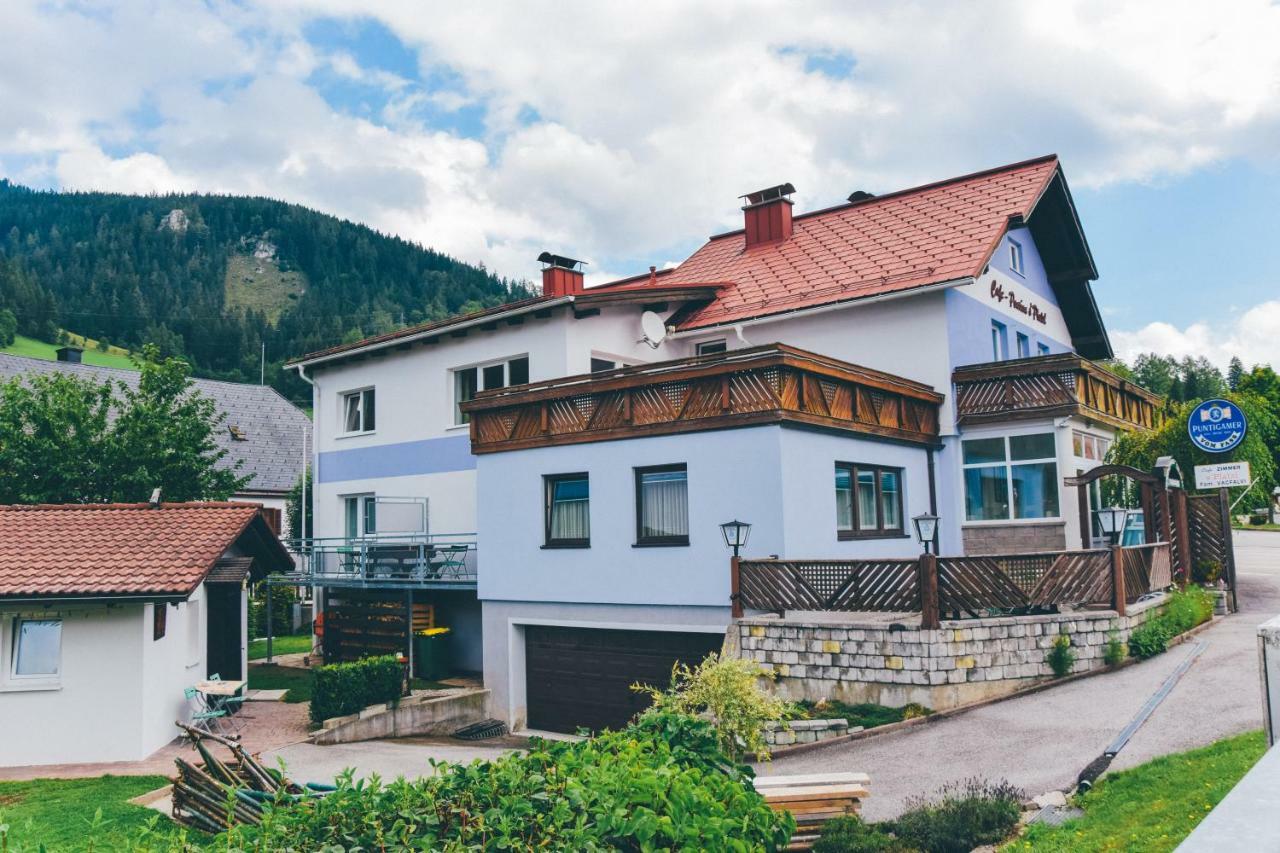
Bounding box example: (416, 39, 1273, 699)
(537, 252, 585, 297)
(740, 183, 795, 248)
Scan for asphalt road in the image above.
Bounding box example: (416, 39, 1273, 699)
(763, 530, 1279, 821)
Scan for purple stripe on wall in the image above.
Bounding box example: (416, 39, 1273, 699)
(317, 434, 476, 483)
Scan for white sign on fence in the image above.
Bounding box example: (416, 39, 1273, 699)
(1194, 461, 1252, 490)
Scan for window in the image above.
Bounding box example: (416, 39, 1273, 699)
(11, 619, 61, 678)
(835, 463, 904, 538)
(343, 494, 377, 537)
(591, 357, 631, 373)
(1037, 342, 1051, 357)
(962, 433, 1060, 521)
(153, 603, 167, 641)
(1016, 332, 1030, 359)
(991, 321, 1008, 361)
(1071, 430, 1111, 462)
(545, 473, 590, 547)
(341, 388, 376, 434)
(635, 464, 689, 546)
(1009, 238, 1024, 275)
(696, 340, 728, 356)
(454, 356, 530, 423)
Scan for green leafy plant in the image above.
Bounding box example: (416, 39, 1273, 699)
(794, 699, 933, 729)
(1103, 631, 1127, 666)
(1193, 558, 1223, 585)
(891, 777, 1024, 853)
(633, 652, 793, 762)
(1128, 618, 1173, 659)
(813, 814, 908, 852)
(1046, 633, 1076, 677)
(1128, 587, 1214, 660)
(309, 654, 404, 724)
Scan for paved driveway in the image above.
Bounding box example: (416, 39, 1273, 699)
(764, 530, 1279, 821)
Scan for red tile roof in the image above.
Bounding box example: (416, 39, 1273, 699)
(664, 155, 1062, 330)
(0, 503, 272, 599)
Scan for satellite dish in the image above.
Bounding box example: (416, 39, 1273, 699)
(639, 311, 667, 349)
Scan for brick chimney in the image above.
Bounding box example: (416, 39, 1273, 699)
(740, 183, 795, 248)
(537, 252, 586, 297)
(56, 345, 83, 363)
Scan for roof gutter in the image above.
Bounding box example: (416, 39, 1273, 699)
(0, 592, 192, 606)
(289, 296, 576, 370)
(668, 276, 972, 339)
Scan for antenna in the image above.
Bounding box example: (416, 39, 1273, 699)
(639, 311, 667, 349)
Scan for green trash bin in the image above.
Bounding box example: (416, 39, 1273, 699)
(413, 627, 451, 680)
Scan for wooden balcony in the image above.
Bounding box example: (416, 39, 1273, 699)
(463, 343, 944, 454)
(953, 353, 1162, 432)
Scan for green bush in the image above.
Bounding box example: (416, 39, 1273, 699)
(814, 814, 908, 852)
(1103, 631, 1127, 666)
(212, 713, 794, 850)
(1128, 618, 1172, 659)
(1046, 633, 1076, 677)
(309, 654, 404, 724)
(248, 582, 299, 638)
(890, 778, 1023, 853)
(795, 699, 933, 729)
(1128, 587, 1214, 660)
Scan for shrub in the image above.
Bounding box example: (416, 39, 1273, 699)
(794, 699, 933, 729)
(891, 778, 1024, 853)
(309, 654, 404, 724)
(814, 815, 908, 852)
(1128, 587, 1214, 660)
(1046, 633, 1075, 677)
(215, 713, 794, 850)
(248, 583, 299, 638)
(1193, 558, 1223, 585)
(1103, 631, 1126, 666)
(1128, 619, 1172, 659)
(634, 652, 793, 761)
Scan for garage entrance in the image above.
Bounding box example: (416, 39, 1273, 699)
(524, 625, 725, 733)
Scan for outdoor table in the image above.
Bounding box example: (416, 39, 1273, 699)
(196, 679, 247, 715)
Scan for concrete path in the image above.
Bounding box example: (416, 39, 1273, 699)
(764, 530, 1279, 821)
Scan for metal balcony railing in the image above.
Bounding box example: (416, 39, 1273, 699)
(275, 533, 477, 589)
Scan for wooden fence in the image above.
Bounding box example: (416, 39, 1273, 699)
(735, 542, 1173, 627)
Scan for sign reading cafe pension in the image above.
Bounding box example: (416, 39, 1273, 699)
(1187, 398, 1248, 454)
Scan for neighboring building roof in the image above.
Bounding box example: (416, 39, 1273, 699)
(0, 502, 292, 600)
(665, 156, 1065, 331)
(0, 354, 310, 495)
(206, 556, 253, 584)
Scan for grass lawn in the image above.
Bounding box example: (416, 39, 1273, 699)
(3, 333, 137, 370)
(248, 634, 312, 660)
(247, 663, 312, 703)
(1009, 730, 1267, 851)
(1233, 523, 1280, 532)
(0, 774, 179, 851)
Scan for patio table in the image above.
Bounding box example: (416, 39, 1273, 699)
(196, 679, 247, 716)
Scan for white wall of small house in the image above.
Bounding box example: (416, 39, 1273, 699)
(0, 592, 206, 767)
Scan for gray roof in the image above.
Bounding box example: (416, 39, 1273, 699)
(0, 353, 310, 495)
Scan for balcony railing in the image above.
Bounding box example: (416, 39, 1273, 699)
(953, 353, 1162, 432)
(462, 343, 944, 454)
(276, 533, 477, 589)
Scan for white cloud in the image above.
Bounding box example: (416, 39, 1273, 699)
(1113, 301, 1280, 370)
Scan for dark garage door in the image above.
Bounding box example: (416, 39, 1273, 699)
(525, 625, 724, 733)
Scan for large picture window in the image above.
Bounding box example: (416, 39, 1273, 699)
(835, 463, 904, 538)
(962, 433, 1059, 521)
(635, 464, 689, 546)
(544, 473, 590, 547)
(12, 619, 61, 678)
(454, 356, 530, 424)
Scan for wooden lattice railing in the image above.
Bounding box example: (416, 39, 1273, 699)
(736, 559, 921, 613)
(1118, 542, 1172, 603)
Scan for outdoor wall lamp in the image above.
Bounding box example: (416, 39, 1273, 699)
(912, 512, 940, 554)
(1095, 506, 1130, 546)
(720, 519, 752, 558)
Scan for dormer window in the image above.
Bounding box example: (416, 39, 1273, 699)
(1009, 238, 1025, 276)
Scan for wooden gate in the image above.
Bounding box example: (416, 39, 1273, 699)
(1187, 492, 1237, 591)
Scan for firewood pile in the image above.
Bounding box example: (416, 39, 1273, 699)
(170, 721, 319, 832)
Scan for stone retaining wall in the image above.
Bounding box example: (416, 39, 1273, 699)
(735, 597, 1165, 711)
(763, 718, 859, 749)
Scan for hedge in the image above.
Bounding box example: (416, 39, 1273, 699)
(309, 654, 405, 724)
(1128, 587, 1215, 660)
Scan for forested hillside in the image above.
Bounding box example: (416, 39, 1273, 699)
(0, 180, 532, 403)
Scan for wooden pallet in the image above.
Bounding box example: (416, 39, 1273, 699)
(754, 771, 870, 850)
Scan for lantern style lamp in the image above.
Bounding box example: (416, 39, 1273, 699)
(1095, 506, 1130, 547)
(912, 512, 940, 554)
(720, 519, 752, 558)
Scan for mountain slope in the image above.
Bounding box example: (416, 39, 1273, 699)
(0, 180, 532, 402)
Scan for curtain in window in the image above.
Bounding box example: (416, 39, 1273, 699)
(550, 478, 590, 541)
(15, 620, 61, 676)
(856, 470, 877, 530)
(880, 470, 901, 529)
(640, 470, 688, 538)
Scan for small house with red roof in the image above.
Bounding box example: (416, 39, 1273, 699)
(0, 502, 291, 766)
(285, 155, 1160, 734)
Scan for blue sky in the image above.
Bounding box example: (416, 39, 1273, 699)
(1, 2, 1278, 367)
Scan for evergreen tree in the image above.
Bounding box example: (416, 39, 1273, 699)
(1227, 356, 1244, 391)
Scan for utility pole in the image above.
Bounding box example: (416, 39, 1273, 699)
(260, 339, 266, 385)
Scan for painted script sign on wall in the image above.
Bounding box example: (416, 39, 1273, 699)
(988, 280, 1047, 325)
(1187, 399, 1248, 453)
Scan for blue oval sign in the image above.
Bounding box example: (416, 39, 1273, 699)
(1188, 398, 1247, 453)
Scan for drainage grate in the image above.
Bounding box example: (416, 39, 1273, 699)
(1028, 804, 1085, 827)
(454, 719, 509, 740)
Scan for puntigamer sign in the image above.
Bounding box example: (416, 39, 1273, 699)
(1187, 399, 1247, 454)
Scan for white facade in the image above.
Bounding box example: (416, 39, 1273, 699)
(0, 585, 242, 767)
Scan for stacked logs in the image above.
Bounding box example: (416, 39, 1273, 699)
(170, 722, 312, 833)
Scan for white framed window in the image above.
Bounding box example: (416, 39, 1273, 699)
(1009, 238, 1025, 275)
(991, 321, 1008, 361)
(591, 356, 631, 373)
(696, 340, 728, 356)
(962, 433, 1060, 521)
(453, 356, 529, 424)
(343, 494, 377, 537)
(11, 619, 62, 680)
(340, 388, 376, 434)
(1071, 430, 1112, 462)
(1016, 332, 1030, 359)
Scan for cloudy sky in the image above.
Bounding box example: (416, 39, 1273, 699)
(2, 1, 1279, 368)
